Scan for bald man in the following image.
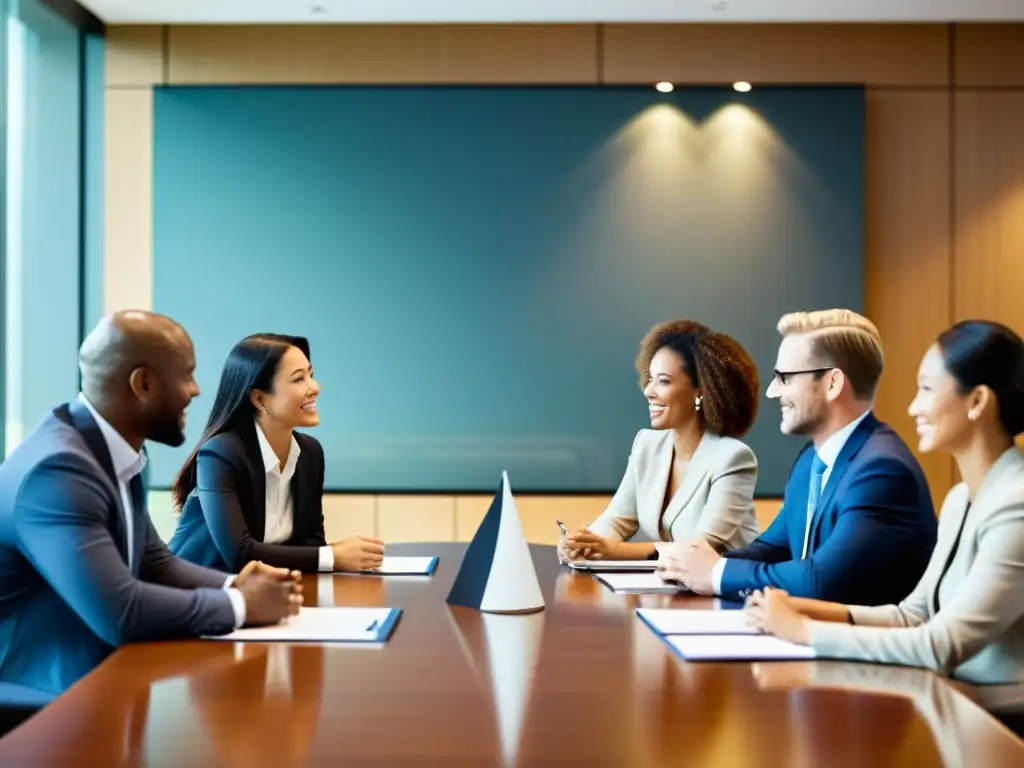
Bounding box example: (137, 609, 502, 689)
(0, 311, 301, 703)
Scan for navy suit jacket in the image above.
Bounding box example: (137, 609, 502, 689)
(168, 424, 327, 573)
(0, 402, 236, 697)
(720, 413, 938, 605)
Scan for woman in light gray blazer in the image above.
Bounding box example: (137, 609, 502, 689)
(562, 320, 761, 561)
(746, 320, 1024, 720)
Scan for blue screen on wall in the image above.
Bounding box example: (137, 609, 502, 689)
(152, 85, 864, 494)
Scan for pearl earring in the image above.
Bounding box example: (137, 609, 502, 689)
(694, 396, 702, 412)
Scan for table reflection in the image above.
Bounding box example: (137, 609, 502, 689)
(447, 606, 546, 766)
(749, 661, 1024, 767)
(186, 644, 325, 767)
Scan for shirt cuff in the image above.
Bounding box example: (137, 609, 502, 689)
(318, 545, 335, 572)
(711, 558, 727, 595)
(224, 583, 246, 628)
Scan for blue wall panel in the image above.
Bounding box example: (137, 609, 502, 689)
(152, 85, 864, 493)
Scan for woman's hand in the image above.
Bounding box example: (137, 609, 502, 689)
(331, 536, 386, 572)
(564, 528, 622, 560)
(556, 532, 576, 562)
(744, 587, 812, 645)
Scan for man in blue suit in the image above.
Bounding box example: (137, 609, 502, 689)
(0, 311, 301, 704)
(658, 309, 937, 605)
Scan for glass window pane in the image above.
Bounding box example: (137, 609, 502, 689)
(4, 0, 81, 455)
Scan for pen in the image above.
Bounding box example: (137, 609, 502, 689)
(556, 519, 571, 565)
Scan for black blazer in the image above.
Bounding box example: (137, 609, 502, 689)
(168, 422, 328, 573)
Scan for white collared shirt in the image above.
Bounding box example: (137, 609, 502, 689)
(254, 420, 334, 572)
(79, 393, 246, 627)
(711, 410, 872, 594)
(800, 410, 871, 559)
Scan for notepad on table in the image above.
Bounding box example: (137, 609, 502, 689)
(637, 608, 758, 636)
(568, 559, 657, 572)
(359, 556, 438, 576)
(202, 607, 401, 643)
(665, 634, 816, 661)
(593, 572, 684, 594)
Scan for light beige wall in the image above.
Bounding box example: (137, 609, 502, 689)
(109, 23, 1024, 539)
(146, 490, 783, 545)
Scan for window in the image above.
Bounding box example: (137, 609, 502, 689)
(3, 0, 85, 456)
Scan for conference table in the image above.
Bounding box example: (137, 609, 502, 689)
(1, 543, 1022, 766)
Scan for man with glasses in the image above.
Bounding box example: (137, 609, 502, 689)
(657, 309, 937, 605)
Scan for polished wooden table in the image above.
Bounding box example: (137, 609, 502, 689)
(1, 543, 1022, 766)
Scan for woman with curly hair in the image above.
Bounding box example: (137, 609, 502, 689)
(561, 319, 761, 562)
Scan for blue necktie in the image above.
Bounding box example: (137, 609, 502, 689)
(801, 453, 827, 559)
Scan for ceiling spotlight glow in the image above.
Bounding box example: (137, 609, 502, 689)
(655, 82, 674, 93)
(733, 81, 752, 93)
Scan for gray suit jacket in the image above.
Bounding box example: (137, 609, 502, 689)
(0, 401, 237, 696)
(810, 446, 1024, 694)
(588, 429, 759, 551)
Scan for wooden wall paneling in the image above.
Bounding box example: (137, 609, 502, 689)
(143, 491, 787, 550)
(753, 499, 783, 532)
(602, 24, 949, 86)
(954, 92, 1024, 332)
(167, 24, 600, 85)
(105, 26, 165, 87)
(376, 495, 456, 543)
(322, 495, 377, 541)
(455, 495, 613, 545)
(954, 24, 1024, 87)
(126, 23, 984, 534)
(454, 495, 492, 541)
(104, 87, 154, 313)
(454, 496, 784, 544)
(514, 496, 613, 545)
(865, 89, 954, 503)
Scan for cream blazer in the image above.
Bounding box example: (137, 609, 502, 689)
(588, 429, 760, 552)
(811, 446, 1024, 702)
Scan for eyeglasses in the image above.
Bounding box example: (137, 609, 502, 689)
(772, 367, 834, 386)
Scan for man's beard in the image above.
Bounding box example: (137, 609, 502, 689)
(148, 411, 187, 447)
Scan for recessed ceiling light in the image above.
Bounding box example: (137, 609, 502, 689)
(733, 81, 752, 92)
(655, 82, 674, 93)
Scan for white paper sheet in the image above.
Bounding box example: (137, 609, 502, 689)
(637, 608, 758, 636)
(665, 633, 817, 661)
(594, 572, 684, 594)
(361, 556, 437, 575)
(203, 607, 397, 643)
(568, 560, 657, 571)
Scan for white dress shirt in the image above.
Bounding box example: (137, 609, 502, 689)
(711, 410, 871, 594)
(798, 410, 869, 559)
(254, 420, 334, 572)
(78, 393, 246, 627)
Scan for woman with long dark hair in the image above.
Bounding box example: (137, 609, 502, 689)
(168, 334, 384, 573)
